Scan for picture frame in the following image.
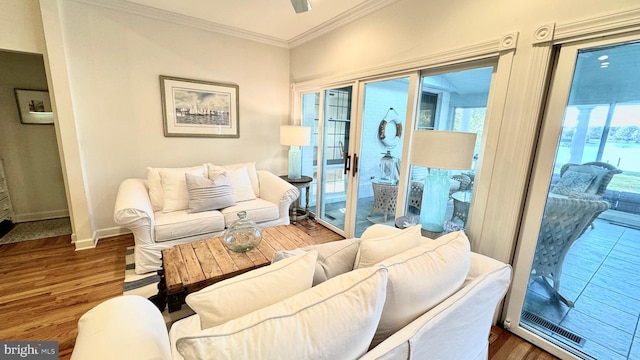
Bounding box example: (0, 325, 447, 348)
(160, 75, 240, 138)
(14, 89, 54, 125)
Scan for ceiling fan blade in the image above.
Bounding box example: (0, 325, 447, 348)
(290, 0, 312, 13)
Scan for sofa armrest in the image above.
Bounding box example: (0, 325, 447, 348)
(71, 295, 171, 360)
(256, 170, 299, 220)
(361, 254, 511, 360)
(114, 178, 155, 245)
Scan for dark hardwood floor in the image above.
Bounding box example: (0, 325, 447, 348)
(0, 219, 555, 359)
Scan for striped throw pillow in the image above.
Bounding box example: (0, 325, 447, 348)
(185, 173, 236, 213)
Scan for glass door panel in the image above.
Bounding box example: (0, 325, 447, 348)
(508, 39, 640, 360)
(405, 66, 494, 233)
(301, 87, 353, 233)
(354, 77, 410, 237)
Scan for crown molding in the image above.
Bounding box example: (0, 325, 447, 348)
(288, 0, 400, 47)
(70, 0, 399, 48)
(71, 0, 290, 48)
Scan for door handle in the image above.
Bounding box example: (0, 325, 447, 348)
(343, 152, 351, 174)
(352, 154, 359, 177)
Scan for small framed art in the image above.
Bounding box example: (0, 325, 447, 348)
(14, 89, 54, 125)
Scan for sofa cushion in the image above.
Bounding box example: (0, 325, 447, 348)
(175, 266, 389, 360)
(224, 167, 256, 202)
(271, 238, 361, 286)
(220, 198, 279, 226)
(185, 173, 235, 213)
(154, 209, 225, 243)
(354, 224, 421, 269)
(159, 167, 207, 213)
(186, 251, 318, 330)
(147, 165, 206, 211)
(207, 162, 259, 197)
(370, 230, 471, 347)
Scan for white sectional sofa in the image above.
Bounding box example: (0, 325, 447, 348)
(71, 225, 512, 360)
(114, 162, 299, 274)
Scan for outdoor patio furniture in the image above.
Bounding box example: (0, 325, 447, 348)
(530, 196, 610, 307)
(407, 174, 472, 212)
(553, 161, 622, 198)
(369, 180, 398, 222)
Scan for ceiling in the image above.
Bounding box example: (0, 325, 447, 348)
(120, 0, 398, 46)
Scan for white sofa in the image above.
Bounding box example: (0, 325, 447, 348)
(72, 225, 511, 360)
(114, 162, 299, 274)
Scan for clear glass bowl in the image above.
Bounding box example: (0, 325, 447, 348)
(223, 211, 262, 252)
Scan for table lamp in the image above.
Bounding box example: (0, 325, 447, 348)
(409, 130, 477, 232)
(280, 125, 311, 179)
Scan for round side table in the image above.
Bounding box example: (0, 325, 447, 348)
(279, 175, 313, 223)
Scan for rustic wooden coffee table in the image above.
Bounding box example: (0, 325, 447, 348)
(151, 225, 321, 312)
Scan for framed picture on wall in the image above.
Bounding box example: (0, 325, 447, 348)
(14, 89, 54, 125)
(160, 75, 240, 138)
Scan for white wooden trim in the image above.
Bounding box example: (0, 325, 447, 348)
(293, 32, 519, 90)
(13, 209, 69, 223)
(71, 0, 400, 48)
(554, 7, 640, 43)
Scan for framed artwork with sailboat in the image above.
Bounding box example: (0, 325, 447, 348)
(160, 75, 240, 138)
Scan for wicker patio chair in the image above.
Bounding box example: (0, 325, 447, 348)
(530, 196, 610, 307)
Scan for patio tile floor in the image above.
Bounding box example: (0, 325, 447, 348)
(523, 219, 640, 359)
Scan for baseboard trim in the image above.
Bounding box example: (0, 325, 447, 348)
(14, 210, 70, 223)
(74, 236, 96, 250)
(95, 226, 131, 241)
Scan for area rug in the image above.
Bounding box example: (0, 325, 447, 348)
(123, 247, 194, 327)
(0, 217, 72, 245)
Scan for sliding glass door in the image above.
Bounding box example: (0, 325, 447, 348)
(352, 77, 411, 237)
(505, 37, 640, 360)
(301, 86, 355, 234)
(404, 65, 494, 235)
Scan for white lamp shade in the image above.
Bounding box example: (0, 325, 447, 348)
(280, 125, 311, 146)
(410, 130, 477, 170)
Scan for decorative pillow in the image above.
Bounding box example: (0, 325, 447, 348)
(207, 162, 259, 197)
(272, 238, 361, 286)
(159, 167, 207, 213)
(371, 230, 471, 347)
(552, 170, 595, 195)
(354, 224, 421, 269)
(186, 250, 318, 330)
(224, 167, 257, 202)
(565, 164, 609, 195)
(177, 266, 389, 360)
(185, 172, 236, 213)
(147, 165, 205, 211)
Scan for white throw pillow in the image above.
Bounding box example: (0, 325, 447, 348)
(271, 238, 361, 286)
(159, 167, 206, 213)
(177, 266, 389, 360)
(224, 167, 257, 202)
(354, 224, 421, 269)
(147, 165, 205, 211)
(186, 250, 318, 330)
(185, 172, 236, 213)
(370, 230, 471, 347)
(207, 162, 259, 197)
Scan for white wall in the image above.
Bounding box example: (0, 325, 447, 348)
(0, 51, 68, 221)
(0, 0, 45, 54)
(56, 1, 290, 236)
